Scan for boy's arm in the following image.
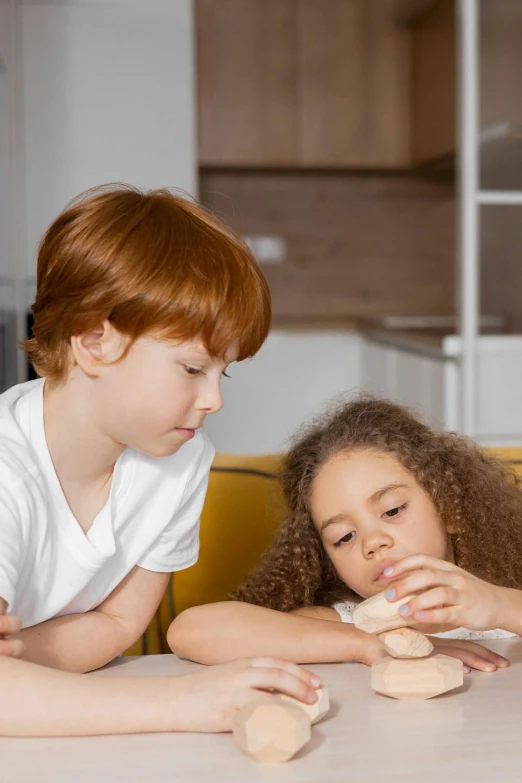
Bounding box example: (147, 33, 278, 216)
(12, 567, 170, 672)
(167, 601, 379, 665)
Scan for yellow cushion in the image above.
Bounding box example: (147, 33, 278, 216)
(124, 453, 286, 655)
(125, 446, 522, 655)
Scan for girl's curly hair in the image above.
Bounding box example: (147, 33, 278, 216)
(232, 396, 522, 611)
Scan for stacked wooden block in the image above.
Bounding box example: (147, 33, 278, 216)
(353, 592, 464, 700)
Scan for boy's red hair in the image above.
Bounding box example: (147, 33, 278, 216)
(24, 184, 271, 381)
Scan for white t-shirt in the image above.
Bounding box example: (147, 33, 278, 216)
(333, 599, 517, 640)
(0, 379, 214, 629)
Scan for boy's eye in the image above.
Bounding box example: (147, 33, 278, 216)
(222, 370, 231, 378)
(382, 504, 407, 519)
(333, 531, 355, 548)
(184, 366, 203, 376)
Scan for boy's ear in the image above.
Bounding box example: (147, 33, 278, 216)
(70, 321, 128, 377)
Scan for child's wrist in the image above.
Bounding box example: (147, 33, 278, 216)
(494, 585, 522, 633)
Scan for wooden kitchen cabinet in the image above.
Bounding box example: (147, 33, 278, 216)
(196, 0, 299, 166)
(197, 0, 412, 167)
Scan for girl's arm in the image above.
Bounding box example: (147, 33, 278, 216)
(167, 601, 379, 665)
(168, 600, 512, 673)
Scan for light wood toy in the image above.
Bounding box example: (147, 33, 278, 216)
(354, 591, 464, 700)
(379, 627, 434, 659)
(280, 686, 330, 725)
(233, 687, 330, 763)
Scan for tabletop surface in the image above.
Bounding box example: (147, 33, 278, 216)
(3, 639, 522, 783)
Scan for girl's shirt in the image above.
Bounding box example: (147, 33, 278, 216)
(0, 379, 214, 628)
(333, 600, 517, 640)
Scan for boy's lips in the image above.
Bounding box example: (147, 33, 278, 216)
(175, 427, 198, 439)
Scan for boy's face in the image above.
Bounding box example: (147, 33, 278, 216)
(309, 449, 451, 599)
(92, 335, 237, 458)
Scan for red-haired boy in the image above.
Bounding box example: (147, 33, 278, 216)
(0, 185, 319, 736)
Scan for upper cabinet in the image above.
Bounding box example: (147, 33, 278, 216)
(196, 0, 455, 168)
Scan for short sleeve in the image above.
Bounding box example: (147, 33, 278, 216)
(0, 485, 27, 612)
(137, 432, 215, 573)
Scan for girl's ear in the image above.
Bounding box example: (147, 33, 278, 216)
(70, 321, 128, 377)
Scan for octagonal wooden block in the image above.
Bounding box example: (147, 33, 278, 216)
(371, 654, 464, 700)
(280, 686, 330, 725)
(353, 591, 418, 634)
(233, 695, 311, 763)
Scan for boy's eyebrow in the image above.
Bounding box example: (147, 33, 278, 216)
(320, 483, 409, 532)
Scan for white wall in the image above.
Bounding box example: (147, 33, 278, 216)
(21, 0, 196, 276)
(204, 331, 364, 454)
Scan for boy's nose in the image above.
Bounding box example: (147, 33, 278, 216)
(197, 382, 224, 415)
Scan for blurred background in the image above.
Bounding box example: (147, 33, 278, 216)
(1, 0, 521, 453)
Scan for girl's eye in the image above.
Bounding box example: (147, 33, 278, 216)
(222, 370, 231, 378)
(333, 531, 355, 548)
(382, 504, 407, 519)
(184, 366, 203, 376)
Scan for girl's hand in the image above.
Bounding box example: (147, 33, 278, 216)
(381, 554, 503, 631)
(359, 628, 508, 672)
(429, 636, 509, 672)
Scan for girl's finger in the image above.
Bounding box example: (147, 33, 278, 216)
(405, 606, 457, 627)
(435, 640, 510, 668)
(402, 587, 459, 618)
(381, 554, 456, 582)
(250, 657, 321, 688)
(434, 645, 498, 673)
(385, 569, 456, 603)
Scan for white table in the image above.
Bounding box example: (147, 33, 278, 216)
(4, 640, 522, 782)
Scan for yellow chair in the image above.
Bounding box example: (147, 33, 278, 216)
(124, 446, 522, 656)
(124, 453, 285, 655)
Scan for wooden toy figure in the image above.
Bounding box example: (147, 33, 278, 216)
(354, 592, 464, 700)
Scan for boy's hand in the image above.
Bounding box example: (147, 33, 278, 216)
(169, 657, 322, 733)
(380, 554, 504, 631)
(0, 613, 25, 658)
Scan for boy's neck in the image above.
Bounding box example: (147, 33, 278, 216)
(42, 374, 125, 495)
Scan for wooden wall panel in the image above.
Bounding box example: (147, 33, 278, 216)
(200, 170, 455, 319)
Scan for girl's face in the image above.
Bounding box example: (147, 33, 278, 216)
(309, 449, 451, 599)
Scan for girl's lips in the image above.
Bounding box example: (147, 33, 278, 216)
(374, 560, 397, 582)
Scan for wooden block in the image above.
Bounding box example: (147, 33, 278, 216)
(379, 627, 434, 659)
(279, 686, 330, 725)
(232, 695, 311, 763)
(353, 591, 417, 634)
(371, 654, 464, 700)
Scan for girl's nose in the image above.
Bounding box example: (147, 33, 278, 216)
(362, 528, 394, 558)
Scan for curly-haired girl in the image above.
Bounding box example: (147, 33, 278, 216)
(169, 397, 522, 673)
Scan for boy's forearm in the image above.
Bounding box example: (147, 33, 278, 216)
(0, 656, 180, 737)
(168, 601, 369, 664)
(14, 610, 136, 672)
